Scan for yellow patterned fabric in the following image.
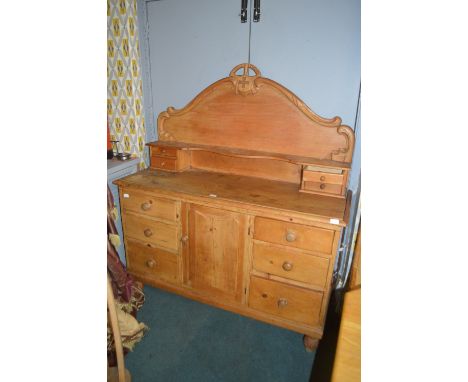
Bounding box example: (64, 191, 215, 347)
(108, 0, 147, 169)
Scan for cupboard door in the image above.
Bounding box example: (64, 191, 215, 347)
(186, 204, 248, 303)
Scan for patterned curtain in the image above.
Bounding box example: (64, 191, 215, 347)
(107, 0, 147, 169)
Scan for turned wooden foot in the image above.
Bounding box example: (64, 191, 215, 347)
(303, 335, 319, 352)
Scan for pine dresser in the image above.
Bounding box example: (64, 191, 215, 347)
(114, 64, 355, 350)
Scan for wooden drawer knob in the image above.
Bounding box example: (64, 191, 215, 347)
(320, 176, 326, 181)
(282, 261, 293, 271)
(146, 259, 155, 268)
(161, 161, 166, 166)
(141, 202, 151, 211)
(285, 230, 297, 242)
(161, 149, 166, 154)
(277, 298, 288, 308)
(319, 183, 326, 190)
(180, 235, 189, 244)
(144, 228, 153, 237)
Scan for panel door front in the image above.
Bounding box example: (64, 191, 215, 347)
(186, 204, 248, 303)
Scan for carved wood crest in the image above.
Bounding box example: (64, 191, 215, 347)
(229, 63, 261, 96)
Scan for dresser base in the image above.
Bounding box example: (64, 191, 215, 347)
(131, 272, 324, 342)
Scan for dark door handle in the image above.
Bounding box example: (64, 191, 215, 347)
(241, 0, 248, 23)
(253, 0, 260, 22)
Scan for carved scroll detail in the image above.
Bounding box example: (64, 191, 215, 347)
(229, 63, 261, 96)
(158, 109, 176, 141)
(330, 125, 355, 162)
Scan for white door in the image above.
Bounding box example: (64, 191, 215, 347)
(250, 0, 361, 128)
(139, 0, 251, 142)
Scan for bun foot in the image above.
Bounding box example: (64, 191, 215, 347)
(303, 335, 319, 352)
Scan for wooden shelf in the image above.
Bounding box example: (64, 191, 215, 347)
(148, 141, 351, 170)
(115, 169, 350, 226)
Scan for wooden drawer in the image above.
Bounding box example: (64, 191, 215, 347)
(151, 146, 178, 158)
(252, 242, 330, 288)
(151, 156, 178, 171)
(300, 169, 347, 196)
(126, 239, 178, 283)
(302, 181, 342, 196)
(123, 213, 179, 252)
(121, 190, 178, 222)
(254, 217, 335, 254)
(302, 170, 344, 185)
(248, 276, 323, 326)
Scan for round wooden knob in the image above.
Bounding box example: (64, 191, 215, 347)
(161, 161, 166, 166)
(320, 183, 326, 190)
(282, 261, 293, 271)
(141, 202, 151, 211)
(285, 230, 296, 242)
(161, 149, 166, 153)
(144, 228, 153, 237)
(146, 259, 155, 268)
(277, 298, 288, 308)
(320, 176, 326, 181)
(180, 235, 189, 244)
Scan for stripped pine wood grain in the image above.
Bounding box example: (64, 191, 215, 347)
(115, 64, 356, 349)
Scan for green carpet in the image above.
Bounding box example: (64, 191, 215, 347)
(125, 286, 315, 381)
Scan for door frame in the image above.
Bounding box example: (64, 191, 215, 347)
(137, 0, 158, 145)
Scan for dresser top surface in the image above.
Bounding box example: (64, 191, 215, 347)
(115, 169, 350, 226)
